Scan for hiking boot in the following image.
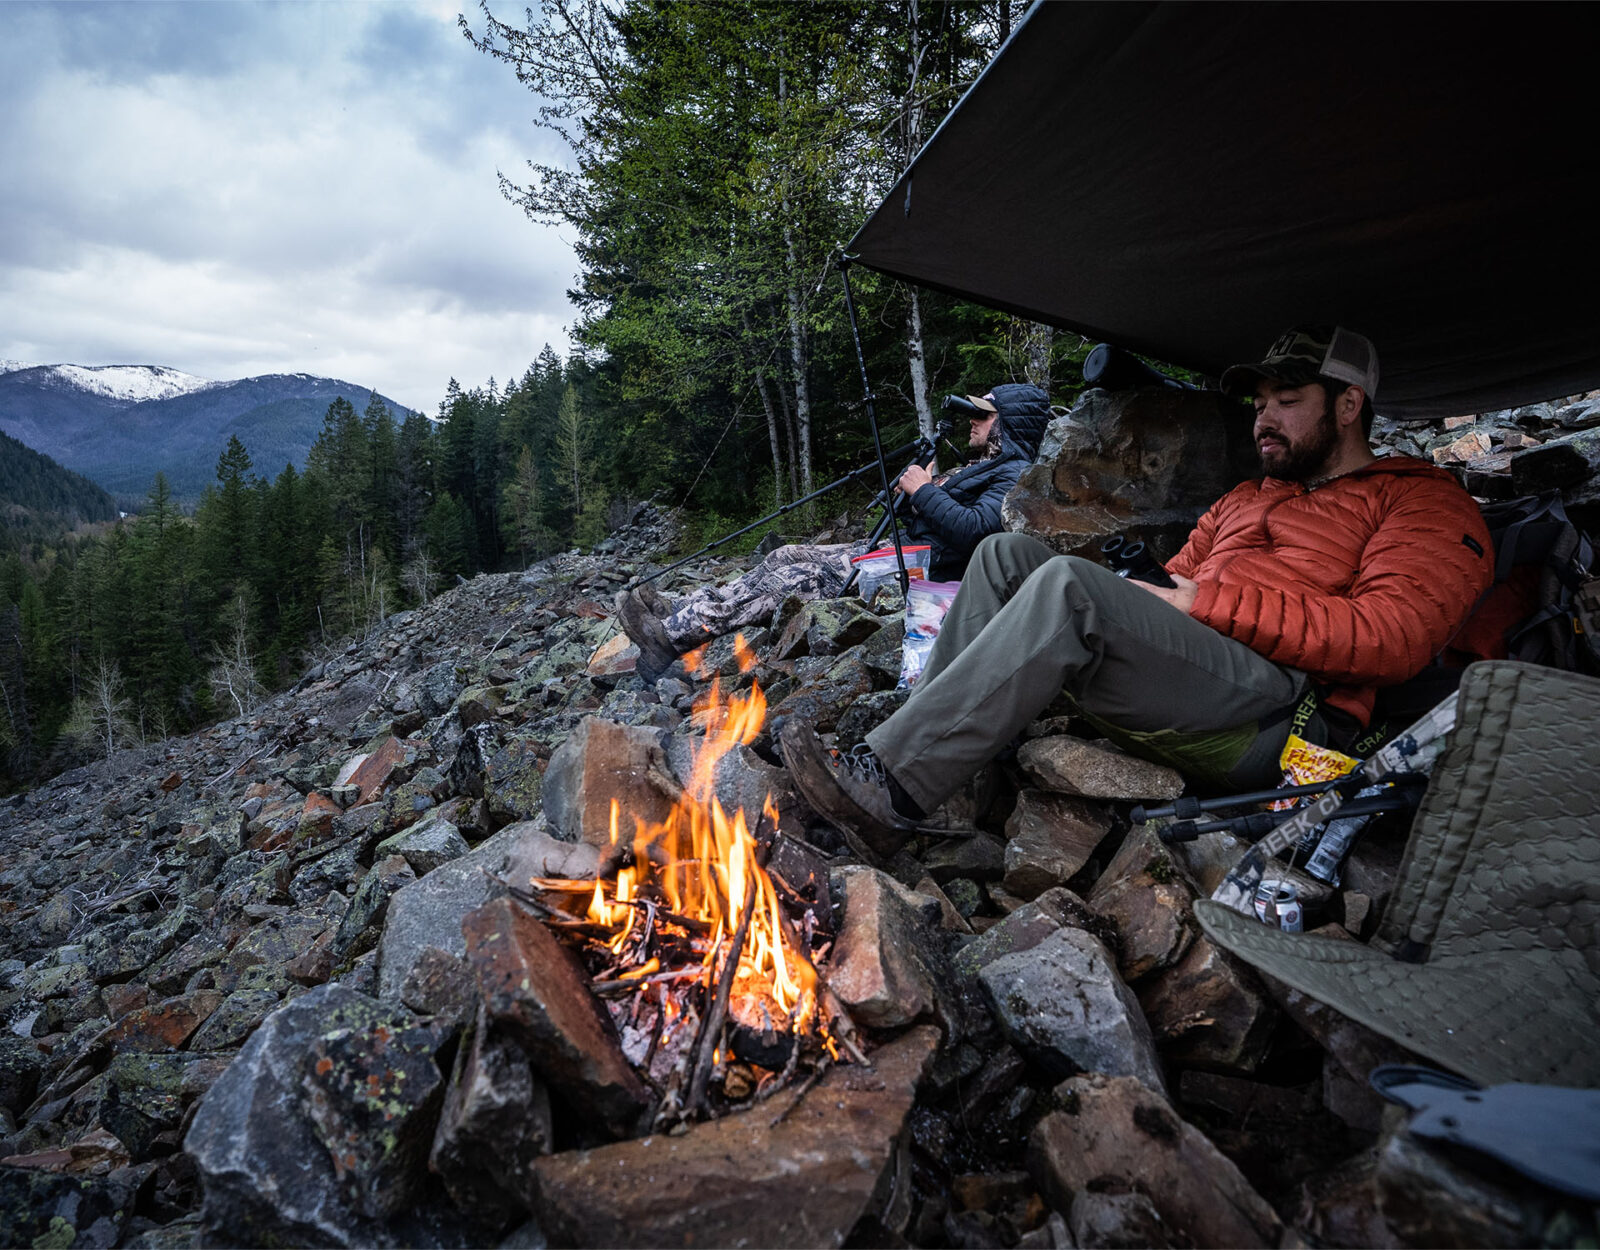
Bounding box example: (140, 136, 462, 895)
(616, 588, 680, 684)
(634, 581, 672, 618)
(779, 721, 922, 860)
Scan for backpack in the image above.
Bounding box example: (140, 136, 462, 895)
(1443, 494, 1600, 674)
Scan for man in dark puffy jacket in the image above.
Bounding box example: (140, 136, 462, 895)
(781, 326, 1494, 861)
(618, 382, 1050, 682)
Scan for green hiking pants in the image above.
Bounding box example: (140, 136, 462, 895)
(865, 532, 1309, 810)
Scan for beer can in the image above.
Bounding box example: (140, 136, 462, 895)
(1254, 881, 1303, 932)
(1274, 885, 1304, 932)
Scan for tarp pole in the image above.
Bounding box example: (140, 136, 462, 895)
(838, 252, 913, 597)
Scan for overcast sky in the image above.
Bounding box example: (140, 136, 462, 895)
(0, 0, 576, 413)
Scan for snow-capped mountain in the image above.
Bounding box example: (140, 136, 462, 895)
(43, 364, 219, 403)
(0, 364, 413, 503)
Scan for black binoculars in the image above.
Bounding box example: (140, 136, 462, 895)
(941, 394, 992, 419)
(1101, 534, 1176, 588)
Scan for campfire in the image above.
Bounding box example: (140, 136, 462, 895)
(512, 637, 855, 1128)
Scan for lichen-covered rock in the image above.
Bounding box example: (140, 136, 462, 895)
(332, 855, 416, 960)
(185, 983, 445, 1247)
(374, 817, 470, 877)
(300, 1015, 449, 1220)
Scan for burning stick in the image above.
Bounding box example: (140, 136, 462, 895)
(684, 839, 769, 1119)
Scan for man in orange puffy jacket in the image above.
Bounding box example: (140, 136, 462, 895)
(782, 326, 1494, 859)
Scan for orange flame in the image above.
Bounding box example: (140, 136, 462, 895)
(596, 637, 817, 1025)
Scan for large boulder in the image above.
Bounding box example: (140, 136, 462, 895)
(1002, 387, 1256, 559)
(528, 1025, 940, 1249)
(185, 984, 451, 1247)
(375, 817, 599, 1003)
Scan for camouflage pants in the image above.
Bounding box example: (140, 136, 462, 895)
(661, 543, 864, 648)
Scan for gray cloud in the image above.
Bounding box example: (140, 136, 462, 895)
(0, 0, 577, 412)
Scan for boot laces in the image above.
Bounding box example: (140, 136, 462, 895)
(837, 743, 888, 786)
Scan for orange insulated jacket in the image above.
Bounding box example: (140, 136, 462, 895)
(1166, 456, 1493, 724)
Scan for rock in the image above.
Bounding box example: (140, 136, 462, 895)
(95, 989, 223, 1055)
(300, 1013, 449, 1220)
(1510, 440, 1592, 493)
(186, 984, 430, 1247)
(217, 910, 333, 994)
(952, 886, 1116, 983)
(912, 876, 973, 933)
(1087, 825, 1197, 982)
(1003, 791, 1113, 899)
(772, 599, 882, 660)
(1070, 1190, 1172, 1249)
(827, 865, 950, 1030)
(1001, 388, 1255, 560)
(416, 660, 463, 716)
(289, 842, 363, 906)
(344, 736, 431, 807)
(483, 737, 546, 825)
(529, 1024, 940, 1249)
(332, 855, 417, 959)
(88, 906, 199, 986)
(1029, 1073, 1282, 1248)
(765, 657, 876, 736)
(1017, 736, 1183, 801)
(1375, 1127, 1536, 1248)
(398, 948, 478, 1026)
(454, 685, 505, 727)
(663, 734, 808, 844)
(142, 928, 234, 997)
(1291, 1149, 1400, 1249)
(0, 1162, 150, 1250)
(979, 926, 1166, 1094)
(0, 1035, 43, 1113)
(375, 817, 599, 1003)
(1136, 935, 1277, 1074)
(922, 832, 1007, 883)
(374, 818, 471, 877)
(428, 1020, 553, 1223)
(1165, 828, 1250, 897)
(541, 717, 675, 846)
(188, 988, 281, 1052)
(832, 687, 909, 747)
(462, 898, 648, 1139)
(98, 1051, 228, 1162)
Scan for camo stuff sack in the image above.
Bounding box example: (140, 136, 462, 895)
(1444, 493, 1600, 674)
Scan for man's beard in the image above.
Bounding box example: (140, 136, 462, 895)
(1259, 402, 1339, 482)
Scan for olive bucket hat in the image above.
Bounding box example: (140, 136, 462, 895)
(1196, 661, 1600, 1088)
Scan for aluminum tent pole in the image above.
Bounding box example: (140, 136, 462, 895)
(837, 252, 912, 597)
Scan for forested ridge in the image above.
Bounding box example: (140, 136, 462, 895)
(0, 1, 1083, 791)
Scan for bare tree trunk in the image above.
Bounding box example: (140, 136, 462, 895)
(774, 365, 800, 500)
(777, 68, 814, 502)
(1023, 321, 1054, 391)
(744, 308, 786, 508)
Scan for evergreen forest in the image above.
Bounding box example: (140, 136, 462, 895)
(0, 1, 1088, 791)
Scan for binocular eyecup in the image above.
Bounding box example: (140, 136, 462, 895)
(941, 394, 991, 419)
(1101, 534, 1176, 589)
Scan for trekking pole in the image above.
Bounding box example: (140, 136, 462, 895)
(634, 431, 934, 586)
(1210, 693, 1459, 915)
(838, 250, 914, 599)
